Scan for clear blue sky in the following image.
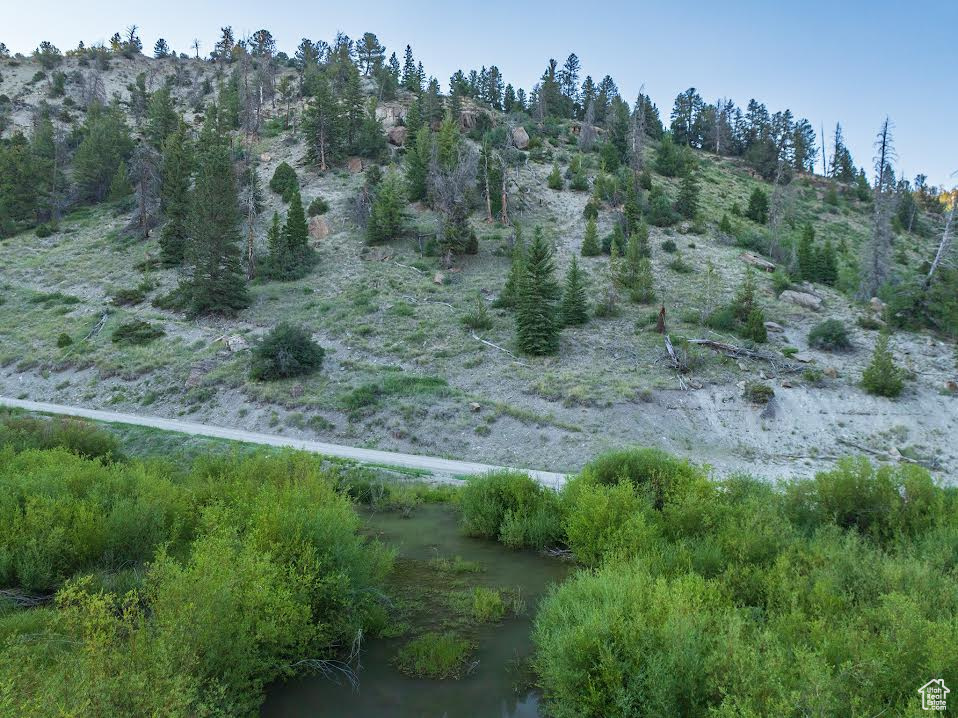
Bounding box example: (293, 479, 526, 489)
(6, 0, 956, 187)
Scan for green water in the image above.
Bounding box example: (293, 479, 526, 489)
(261, 504, 569, 718)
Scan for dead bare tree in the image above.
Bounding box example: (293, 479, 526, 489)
(925, 180, 956, 288)
(128, 142, 160, 239)
(579, 100, 597, 152)
(859, 117, 897, 299)
(244, 161, 260, 279)
(427, 142, 478, 258)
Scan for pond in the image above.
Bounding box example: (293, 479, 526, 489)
(261, 503, 569, 718)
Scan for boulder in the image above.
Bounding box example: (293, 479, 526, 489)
(375, 102, 406, 128)
(387, 126, 408, 146)
(511, 126, 530, 150)
(764, 321, 785, 333)
(740, 251, 776, 272)
(469, 402, 481, 413)
(433, 271, 445, 285)
(259, 153, 272, 163)
(870, 296, 886, 314)
(946, 380, 958, 394)
(792, 352, 816, 363)
(780, 290, 822, 311)
(225, 335, 250, 352)
(308, 216, 330, 241)
(347, 157, 364, 173)
(823, 367, 838, 378)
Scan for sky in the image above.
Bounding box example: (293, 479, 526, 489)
(5, 0, 957, 187)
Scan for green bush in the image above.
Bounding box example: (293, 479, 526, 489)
(0, 413, 120, 462)
(269, 161, 299, 202)
(660, 239, 677, 253)
(111, 320, 165, 345)
(808, 319, 851, 351)
(56, 332, 73, 348)
(0, 448, 392, 715)
(458, 471, 562, 550)
(250, 323, 324, 381)
(306, 196, 329, 216)
(744, 382, 775, 404)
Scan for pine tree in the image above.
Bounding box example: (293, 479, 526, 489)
(159, 121, 192, 266)
(367, 169, 405, 243)
(108, 160, 132, 202)
(797, 223, 816, 281)
(560, 256, 589, 325)
(265, 211, 282, 257)
(547, 163, 563, 190)
(282, 189, 310, 268)
(73, 101, 134, 203)
(342, 65, 365, 151)
(820, 238, 838, 286)
(745, 187, 769, 224)
(145, 86, 178, 148)
(303, 75, 342, 171)
(516, 227, 561, 355)
(401, 45, 419, 92)
(495, 224, 525, 309)
(675, 171, 700, 219)
(861, 333, 904, 397)
(744, 308, 768, 343)
(621, 232, 654, 303)
(405, 126, 431, 202)
(183, 116, 248, 315)
(595, 241, 621, 317)
(581, 216, 600, 256)
(733, 268, 757, 322)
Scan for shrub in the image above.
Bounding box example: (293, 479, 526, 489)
(661, 239, 677, 253)
(56, 333, 73, 348)
(461, 293, 493, 331)
(459, 471, 562, 550)
(808, 319, 851, 351)
(534, 565, 731, 718)
(394, 632, 474, 679)
(268, 161, 299, 202)
(861, 333, 904, 397)
(744, 382, 774, 404)
(250, 323, 324, 381)
(0, 413, 120, 462)
(743, 308, 768, 343)
(111, 320, 165, 345)
(547, 163, 563, 190)
(745, 187, 769, 224)
(34, 224, 54, 238)
(306, 196, 329, 216)
(110, 287, 146, 306)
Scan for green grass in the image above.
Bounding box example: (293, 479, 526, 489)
(393, 632, 475, 679)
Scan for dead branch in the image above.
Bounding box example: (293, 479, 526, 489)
(0, 589, 54, 608)
(688, 338, 800, 372)
(84, 312, 110, 341)
(471, 333, 529, 366)
(836, 437, 935, 469)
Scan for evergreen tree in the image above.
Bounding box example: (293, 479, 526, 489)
(745, 187, 769, 224)
(303, 75, 342, 171)
(73, 101, 134, 202)
(560, 256, 589, 325)
(153, 38, 170, 59)
(623, 177, 642, 235)
(356, 32, 385, 76)
(675, 171, 700, 219)
(159, 121, 192, 266)
(547, 163, 563, 190)
(581, 216, 600, 256)
(861, 333, 904, 397)
(495, 225, 525, 309)
(744, 308, 768, 343)
(401, 45, 420, 92)
(436, 115, 460, 169)
(516, 227, 561, 355)
(342, 64, 365, 151)
(621, 232, 655, 303)
(820, 238, 838, 286)
(0, 133, 39, 232)
(797, 223, 816, 281)
(183, 116, 248, 315)
(30, 113, 66, 221)
(145, 86, 178, 148)
(367, 169, 405, 242)
(108, 160, 132, 202)
(265, 189, 313, 279)
(733, 268, 757, 322)
(405, 126, 431, 202)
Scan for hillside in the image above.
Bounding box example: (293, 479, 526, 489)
(0, 44, 956, 480)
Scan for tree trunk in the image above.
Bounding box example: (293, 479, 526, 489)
(925, 200, 956, 288)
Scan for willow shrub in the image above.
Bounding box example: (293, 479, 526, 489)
(533, 449, 958, 717)
(0, 447, 393, 717)
(458, 470, 562, 550)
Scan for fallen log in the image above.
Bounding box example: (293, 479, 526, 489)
(739, 251, 776, 272)
(688, 338, 801, 372)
